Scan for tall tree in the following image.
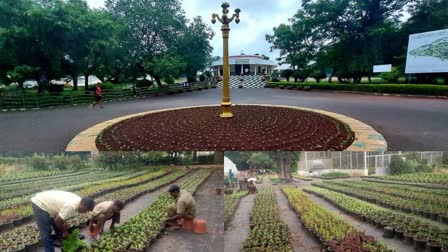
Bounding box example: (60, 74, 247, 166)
(105, 0, 186, 85)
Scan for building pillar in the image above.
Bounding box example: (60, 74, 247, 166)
(254, 65, 257, 75)
(218, 66, 221, 77)
(364, 151, 368, 176)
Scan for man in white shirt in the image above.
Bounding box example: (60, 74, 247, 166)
(89, 200, 124, 238)
(31, 190, 95, 252)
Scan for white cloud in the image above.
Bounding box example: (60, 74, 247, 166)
(86, 0, 300, 64)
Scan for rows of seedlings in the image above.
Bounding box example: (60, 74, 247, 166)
(0, 170, 169, 231)
(86, 169, 213, 252)
(224, 190, 248, 229)
(243, 187, 292, 252)
(364, 173, 448, 185)
(312, 180, 448, 224)
(0, 169, 189, 251)
(282, 186, 390, 252)
(305, 186, 448, 252)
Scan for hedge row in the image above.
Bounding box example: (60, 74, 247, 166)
(266, 82, 448, 96)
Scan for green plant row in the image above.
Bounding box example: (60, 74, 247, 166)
(282, 186, 390, 251)
(313, 172, 350, 179)
(265, 82, 448, 96)
(313, 181, 448, 220)
(224, 190, 248, 228)
(0, 169, 168, 226)
(0, 169, 79, 183)
(332, 180, 448, 206)
(86, 169, 213, 252)
(0, 170, 146, 211)
(243, 187, 291, 252)
(0, 171, 128, 203)
(292, 175, 313, 181)
(0, 169, 194, 250)
(305, 186, 448, 249)
(367, 172, 448, 185)
(94, 170, 188, 203)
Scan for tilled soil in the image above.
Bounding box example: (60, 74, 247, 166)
(148, 169, 224, 252)
(97, 105, 354, 151)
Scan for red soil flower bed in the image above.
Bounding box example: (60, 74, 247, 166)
(96, 105, 355, 151)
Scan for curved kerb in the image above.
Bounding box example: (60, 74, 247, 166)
(65, 104, 387, 153)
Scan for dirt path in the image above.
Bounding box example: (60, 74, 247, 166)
(148, 169, 224, 252)
(304, 191, 413, 252)
(273, 185, 322, 252)
(224, 193, 255, 252)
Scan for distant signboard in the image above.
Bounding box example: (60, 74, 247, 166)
(405, 29, 448, 73)
(373, 64, 392, 73)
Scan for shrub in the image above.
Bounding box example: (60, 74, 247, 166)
(27, 154, 49, 170)
(199, 74, 206, 81)
(51, 154, 71, 170)
(99, 82, 115, 89)
(380, 67, 402, 83)
(68, 155, 86, 170)
(45, 84, 64, 94)
(163, 76, 175, 85)
(270, 71, 280, 82)
(135, 79, 153, 87)
(389, 156, 412, 175)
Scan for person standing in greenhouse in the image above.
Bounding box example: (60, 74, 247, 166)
(89, 200, 124, 239)
(31, 190, 95, 252)
(165, 185, 197, 231)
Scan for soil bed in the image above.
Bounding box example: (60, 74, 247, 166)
(96, 105, 355, 151)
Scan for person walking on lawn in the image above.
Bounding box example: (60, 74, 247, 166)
(89, 200, 124, 239)
(31, 190, 95, 252)
(90, 83, 104, 108)
(165, 185, 197, 231)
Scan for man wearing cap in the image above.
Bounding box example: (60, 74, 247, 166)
(89, 200, 124, 239)
(31, 190, 95, 252)
(165, 185, 197, 231)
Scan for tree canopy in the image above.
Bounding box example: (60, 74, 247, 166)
(0, 0, 214, 91)
(266, 0, 448, 84)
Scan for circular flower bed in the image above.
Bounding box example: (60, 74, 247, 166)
(96, 105, 355, 151)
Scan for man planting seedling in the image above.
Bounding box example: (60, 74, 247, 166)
(165, 184, 197, 231)
(31, 190, 95, 252)
(89, 200, 124, 239)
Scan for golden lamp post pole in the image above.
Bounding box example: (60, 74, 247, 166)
(212, 2, 240, 118)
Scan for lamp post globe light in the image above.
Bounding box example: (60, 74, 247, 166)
(212, 2, 241, 118)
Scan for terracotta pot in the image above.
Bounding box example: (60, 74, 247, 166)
(182, 218, 194, 230)
(193, 218, 208, 234)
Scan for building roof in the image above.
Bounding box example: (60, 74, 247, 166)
(211, 55, 277, 67)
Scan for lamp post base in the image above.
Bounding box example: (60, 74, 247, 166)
(220, 103, 233, 118)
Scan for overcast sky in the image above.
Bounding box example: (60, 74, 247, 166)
(86, 0, 300, 66)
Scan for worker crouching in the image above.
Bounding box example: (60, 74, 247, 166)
(89, 200, 124, 239)
(165, 185, 196, 231)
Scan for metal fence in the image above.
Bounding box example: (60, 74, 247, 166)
(298, 151, 447, 176)
(0, 82, 210, 111)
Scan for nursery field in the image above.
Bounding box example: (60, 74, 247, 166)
(224, 173, 448, 252)
(0, 167, 219, 252)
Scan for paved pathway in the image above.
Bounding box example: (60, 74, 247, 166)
(1, 89, 447, 152)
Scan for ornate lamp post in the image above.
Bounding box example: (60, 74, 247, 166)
(212, 2, 240, 118)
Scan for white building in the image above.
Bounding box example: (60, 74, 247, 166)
(211, 55, 277, 77)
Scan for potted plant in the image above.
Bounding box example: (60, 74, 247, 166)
(415, 231, 429, 251)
